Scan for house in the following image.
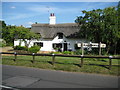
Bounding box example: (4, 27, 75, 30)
(14, 13, 87, 52)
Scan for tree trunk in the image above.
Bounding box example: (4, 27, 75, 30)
(24, 40, 28, 48)
(19, 39, 22, 46)
(114, 42, 117, 55)
(106, 44, 110, 54)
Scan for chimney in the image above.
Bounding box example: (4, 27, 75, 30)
(49, 13, 56, 25)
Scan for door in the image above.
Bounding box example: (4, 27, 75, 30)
(64, 43, 67, 51)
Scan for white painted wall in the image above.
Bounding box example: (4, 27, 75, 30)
(40, 41, 54, 51)
(50, 35, 87, 51)
(14, 39, 34, 48)
(14, 36, 87, 51)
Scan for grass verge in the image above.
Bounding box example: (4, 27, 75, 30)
(2, 55, 119, 76)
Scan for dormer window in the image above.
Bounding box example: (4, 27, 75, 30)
(57, 33, 63, 39)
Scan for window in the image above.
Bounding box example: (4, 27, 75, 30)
(39, 42, 43, 47)
(53, 43, 62, 49)
(53, 43, 62, 52)
(57, 33, 63, 39)
(34, 42, 43, 47)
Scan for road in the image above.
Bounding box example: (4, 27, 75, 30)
(2, 65, 119, 89)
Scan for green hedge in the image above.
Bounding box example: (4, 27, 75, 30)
(14, 46, 28, 51)
(28, 46, 40, 53)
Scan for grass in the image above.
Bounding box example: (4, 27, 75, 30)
(2, 55, 120, 76)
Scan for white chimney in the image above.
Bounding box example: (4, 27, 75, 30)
(49, 13, 56, 25)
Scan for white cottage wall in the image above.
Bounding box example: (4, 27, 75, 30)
(14, 39, 34, 48)
(52, 35, 86, 51)
(14, 36, 87, 52)
(40, 41, 53, 51)
(35, 35, 86, 51)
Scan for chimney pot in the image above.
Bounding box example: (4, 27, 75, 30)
(50, 13, 52, 16)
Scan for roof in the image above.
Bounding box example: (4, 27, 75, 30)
(31, 23, 80, 39)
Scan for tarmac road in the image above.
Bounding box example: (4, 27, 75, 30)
(2, 65, 119, 89)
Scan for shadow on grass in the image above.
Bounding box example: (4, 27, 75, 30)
(47, 61, 110, 70)
(3, 57, 116, 70)
(8, 49, 14, 51)
(87, 64, 109, 69)
(99, 59, 108, 62)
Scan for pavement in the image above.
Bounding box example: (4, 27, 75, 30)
(1, 65, 119, 89)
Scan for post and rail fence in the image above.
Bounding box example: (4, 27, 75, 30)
(1, 52, 120, 70)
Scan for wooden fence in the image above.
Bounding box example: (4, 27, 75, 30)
(1, 52, 120, 70)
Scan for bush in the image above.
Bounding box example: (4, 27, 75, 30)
(14, 46, 28, 51)
(51, 51, 74, 55)
(28, 46, 40, 53)
(62, 51, 73, 55)
(74, 49, 82, 55)
(52, 52, 62, 54)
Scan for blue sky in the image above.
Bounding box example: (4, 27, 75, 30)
(2, 2, 118, 27)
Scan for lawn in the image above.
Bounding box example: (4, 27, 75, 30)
(2, 55, 119, 76)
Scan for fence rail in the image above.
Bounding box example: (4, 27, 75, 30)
(1, 52, 120, 70)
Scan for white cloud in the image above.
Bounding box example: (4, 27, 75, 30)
(11, 24, 15, 26)
(27, 21, 33, 24)
(11, 6, 16, 9)
(0, 19, 4, 21)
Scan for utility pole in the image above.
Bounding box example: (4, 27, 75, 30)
(81, 42, 84, 55)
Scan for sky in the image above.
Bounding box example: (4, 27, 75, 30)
(2, 1, 119, 27)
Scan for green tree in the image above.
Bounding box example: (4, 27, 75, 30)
(75, 3, 120, 54)
(116, 1, 120, 54)
(13, 26, 40, 48)
(2, 21, 40, 47)
(75, 9, 104, 42)
(0, 21, 6, 38)
(103, 7, 119, 54)
(2, 25, 16, 45)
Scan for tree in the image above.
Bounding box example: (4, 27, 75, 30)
(2, 25, 16, 45)
(102, 7, 119, 54)
(75, 9, 104, 42)
(2, 21, 40, 47)
(75, 3, 120, 54)
(0, 21, 6, 38)
(116, 1, 120, 54)
(13, 26, 40, 48)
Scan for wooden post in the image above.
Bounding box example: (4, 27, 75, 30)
(52, 54, 55, 65)
(109, 56, 112, 70)
(14, 52, 17, 61)
(80, 55, 84, 67)
(32, 53, 35, 63)
(81, 42, 84, 55)
(99, 42, 101, 55)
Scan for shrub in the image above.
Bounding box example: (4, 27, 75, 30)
(52, 52, 62, 54)
(74, 49, 82, 55)
(28, 46, 40, 53)
(14, 46, 28, 51)
(62, 51, 72, 55)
